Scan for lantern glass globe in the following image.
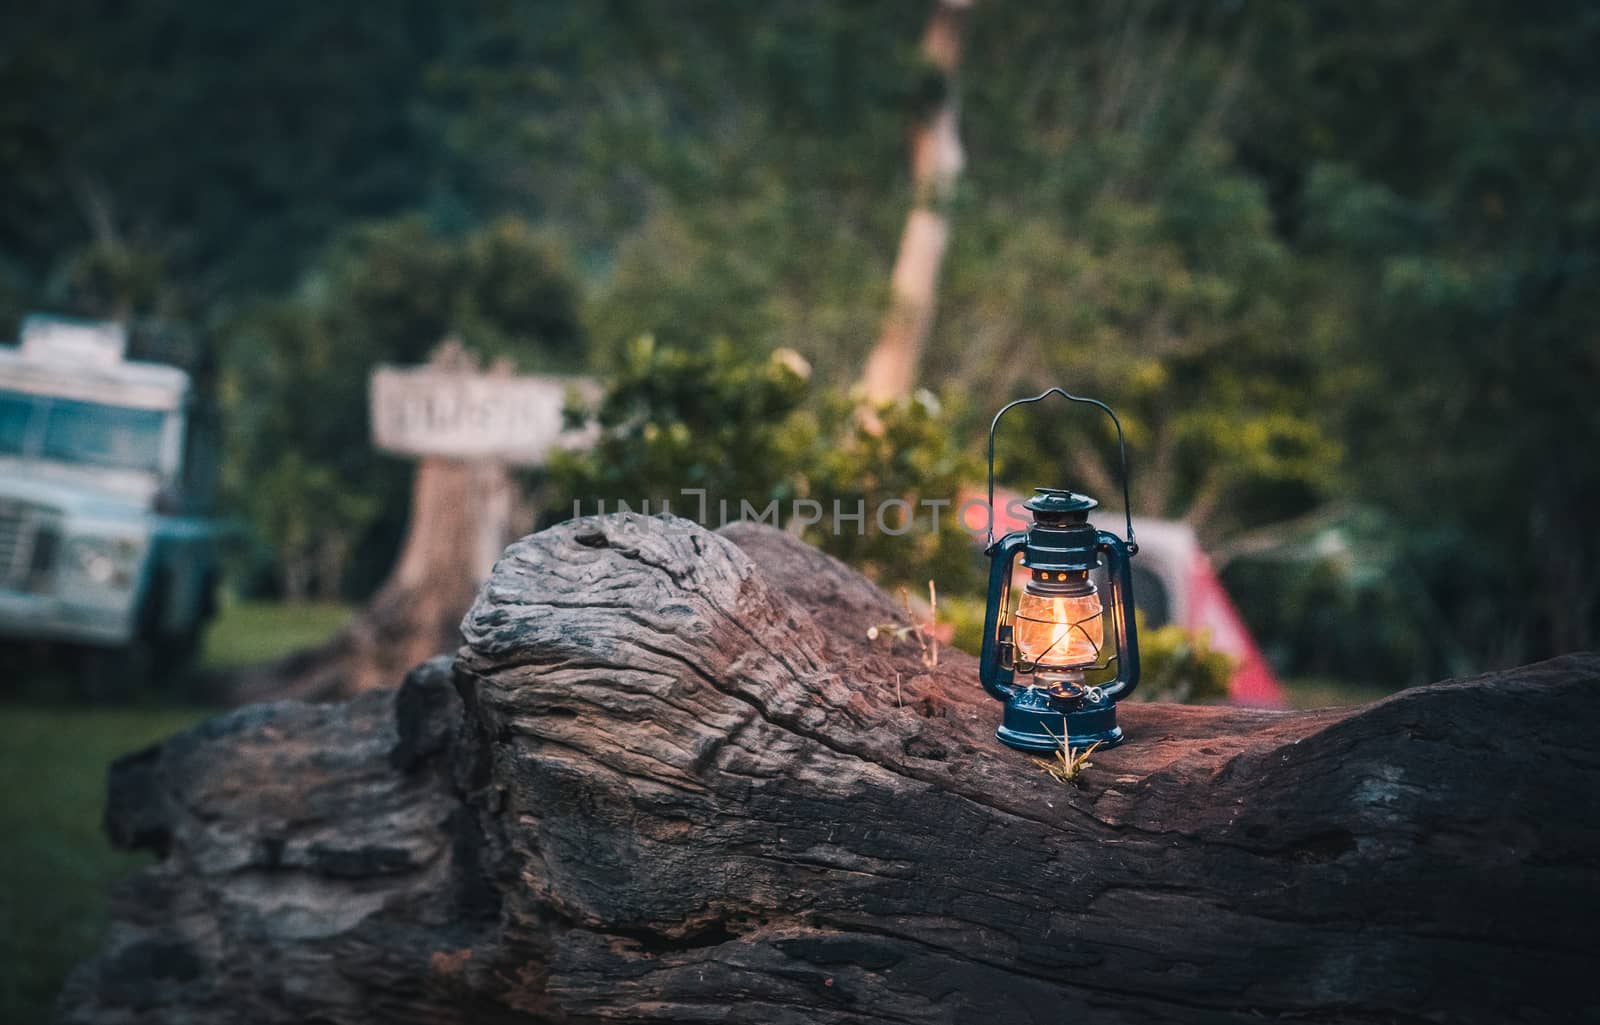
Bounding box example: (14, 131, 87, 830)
(1013, 584, 1104, 671)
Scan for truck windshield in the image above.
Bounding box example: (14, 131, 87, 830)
(0, 390, 167, 474)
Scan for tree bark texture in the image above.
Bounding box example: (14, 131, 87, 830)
(859, 0, 972, 405)
(62, 513, 1600, 1024)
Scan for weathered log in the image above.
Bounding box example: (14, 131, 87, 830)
(60, 513, 1600, 1023)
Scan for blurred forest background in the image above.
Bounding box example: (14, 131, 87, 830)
(2, 0, 1596, 686)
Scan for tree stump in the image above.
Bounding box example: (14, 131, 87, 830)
(227, 456, 513, 703)
(227, 340, 522, 704)
(61, 514, 1600, 1024)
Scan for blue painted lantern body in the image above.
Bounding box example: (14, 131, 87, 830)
(979, 391, 1142, 751)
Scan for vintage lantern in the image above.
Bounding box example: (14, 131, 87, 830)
(979, 388, 1141, 750)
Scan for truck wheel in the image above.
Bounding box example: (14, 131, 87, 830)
(0, 642, 31, 697)
(78, 575, 174, 700)
(152, 627, 206, 699)
(76, 641, 155, 702)
(135, 569, 197, 696)
(163, 566, 220, 701)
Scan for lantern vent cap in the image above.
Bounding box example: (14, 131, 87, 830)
(1025, 488, 1098, 515)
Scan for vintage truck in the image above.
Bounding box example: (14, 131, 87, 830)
(0, 314, 220, 690)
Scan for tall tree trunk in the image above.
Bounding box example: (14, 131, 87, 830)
(859, 0, 972, 405)
(281, 556, 311, 605)
(315, 535, 348, 604)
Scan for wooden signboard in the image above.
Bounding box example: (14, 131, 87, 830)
(370, 358, 597, 465)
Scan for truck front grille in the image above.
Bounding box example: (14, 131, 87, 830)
(0, 499, 58, 591)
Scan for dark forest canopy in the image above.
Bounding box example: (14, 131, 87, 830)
(0, 0, 1595, 681)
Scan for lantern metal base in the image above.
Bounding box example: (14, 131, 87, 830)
(996, 691, 1124, 752)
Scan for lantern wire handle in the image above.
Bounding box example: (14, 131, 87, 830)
(986, 386, 1137, 553)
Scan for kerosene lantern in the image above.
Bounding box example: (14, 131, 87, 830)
(979, 388, 1141, 750)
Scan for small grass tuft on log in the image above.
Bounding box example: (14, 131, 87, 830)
(1034, 725, 1101, 787)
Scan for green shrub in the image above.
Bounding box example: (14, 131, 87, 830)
(550, 338, 981, 591)
(547, 334, 815, 513)
(806, 390, 982, 593)
(1126, 616, 1235, 704)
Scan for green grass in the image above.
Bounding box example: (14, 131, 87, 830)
(0, 598, 352, 1024)
(201, 598, 352, 670)
(1280, 676, 1400, 709)
(0, 705, 206, 1023)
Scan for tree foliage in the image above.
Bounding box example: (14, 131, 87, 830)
(1, 0, 1593, 677)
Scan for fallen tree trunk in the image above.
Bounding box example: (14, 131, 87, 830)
(61, 514, 1600, 1024)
